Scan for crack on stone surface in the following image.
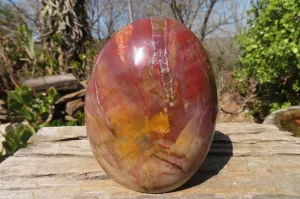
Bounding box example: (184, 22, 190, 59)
(0, 171, 108, 181)
(252, 194, 300, 199)
(14, 153, 94, 158)
(227, 140, 299, 144)
(73, 172, 109, 180)
(53, 136, 87, 142)
(216, 131, 293, 136)
(1, 185, 69, 191)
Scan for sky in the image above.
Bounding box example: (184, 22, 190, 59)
(3, 0, 253, 39)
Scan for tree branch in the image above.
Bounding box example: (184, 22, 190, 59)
(188, 0, 205, 29)
(127, 0, 133, 23)
(8, 0, 36, 24)
(200, 0, 217, 42)
(204, 20, 235, 38)
(169, 0, 184, 23)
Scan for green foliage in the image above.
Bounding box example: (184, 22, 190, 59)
(235, 0, 300, 120)
(1, 85, 86, 161)
(15, 24, 63, 78)
(0, 1, 89, 162)
(8, 85, 59, 130)
(0, 6, 28, 91)
(69, 41, 98, 79)
(1, 6, 95, 92)
(0, 19, 64, 91)
(1, 124, 35, 156)
(7, 85, 86, 129)
(73, 110, 85, 124)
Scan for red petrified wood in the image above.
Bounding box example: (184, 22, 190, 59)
(85, 17, 218, 193)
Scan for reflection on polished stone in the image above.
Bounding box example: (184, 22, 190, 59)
(85, 17, 218, 193)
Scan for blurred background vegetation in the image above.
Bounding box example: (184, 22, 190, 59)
(0, 0, 299, 161)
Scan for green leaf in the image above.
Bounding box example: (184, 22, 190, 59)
(27, 29, 35, 57)
(2, 124, 34, 154)
(47, 87, 59, 104)
(2, 141, 15, 153)
(79, 53, 86, 61)
(21, 106, 35, 122)
(19, 85, 33, 105)
(20, 128, 34, 144)
(8, 91, 23, 104)
(292, 47, 298, 54)
(8, 92, 24, 110)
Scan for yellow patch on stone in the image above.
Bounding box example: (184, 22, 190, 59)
(109, 105, 145, 138)
(117, 139, 140, 160)
(144, 112, 170, 135)
(108, 104, 170, 165)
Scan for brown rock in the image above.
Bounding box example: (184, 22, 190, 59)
(282, 113, 293, 122)
(66, 99, 84, 115)
(293, 111, 300, 119)
(264, 106, 300, 129)
(221, 101, 239, 114)
(79, 81, 87, 88)
(0, 115, 7, 121)
(220, 92, 231, 104)
(216, 112, 231, 123)
(217, 111, 254, 123)
(0, 100, 7, 115)
(55, 89, 86, 104)
(65, 115, 77, 121)
(237, 112, 255, 123)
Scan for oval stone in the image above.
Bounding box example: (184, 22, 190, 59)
(85, 17, 218, 193)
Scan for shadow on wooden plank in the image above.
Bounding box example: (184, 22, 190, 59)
(176, 130, 233, 191)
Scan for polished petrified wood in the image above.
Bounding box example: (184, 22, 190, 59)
(85, 17, 218, 193)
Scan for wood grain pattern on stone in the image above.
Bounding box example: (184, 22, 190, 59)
(0, 124, 300, 199)
(85, 16, 218, 193)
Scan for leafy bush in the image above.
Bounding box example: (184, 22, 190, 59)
(0, 2, 97, 93)
(0, 85, 59, 161)
(0, 1, 89, 162)
(0, 20, 64, 93)
(235, 0, 300, 120)
(8, 85, 59, 130)
(1, 124, 35, 159)
(1, 85, 86, 161)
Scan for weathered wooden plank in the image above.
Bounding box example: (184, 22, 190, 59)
(8, 151, 300, 180)
(15, 139, 93, 157)
(0, 155, 299, 198)
(28, 126, 86, 145)
(16, 136, 300, 158)
(0, 156, 102, 179)
(22, 74, 78, 92)
(0, 123, 300, 199)
(27, 123, 300, 145)
(55, 89, 86, 104)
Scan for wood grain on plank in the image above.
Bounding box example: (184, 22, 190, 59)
(0, 123, 300, 199)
